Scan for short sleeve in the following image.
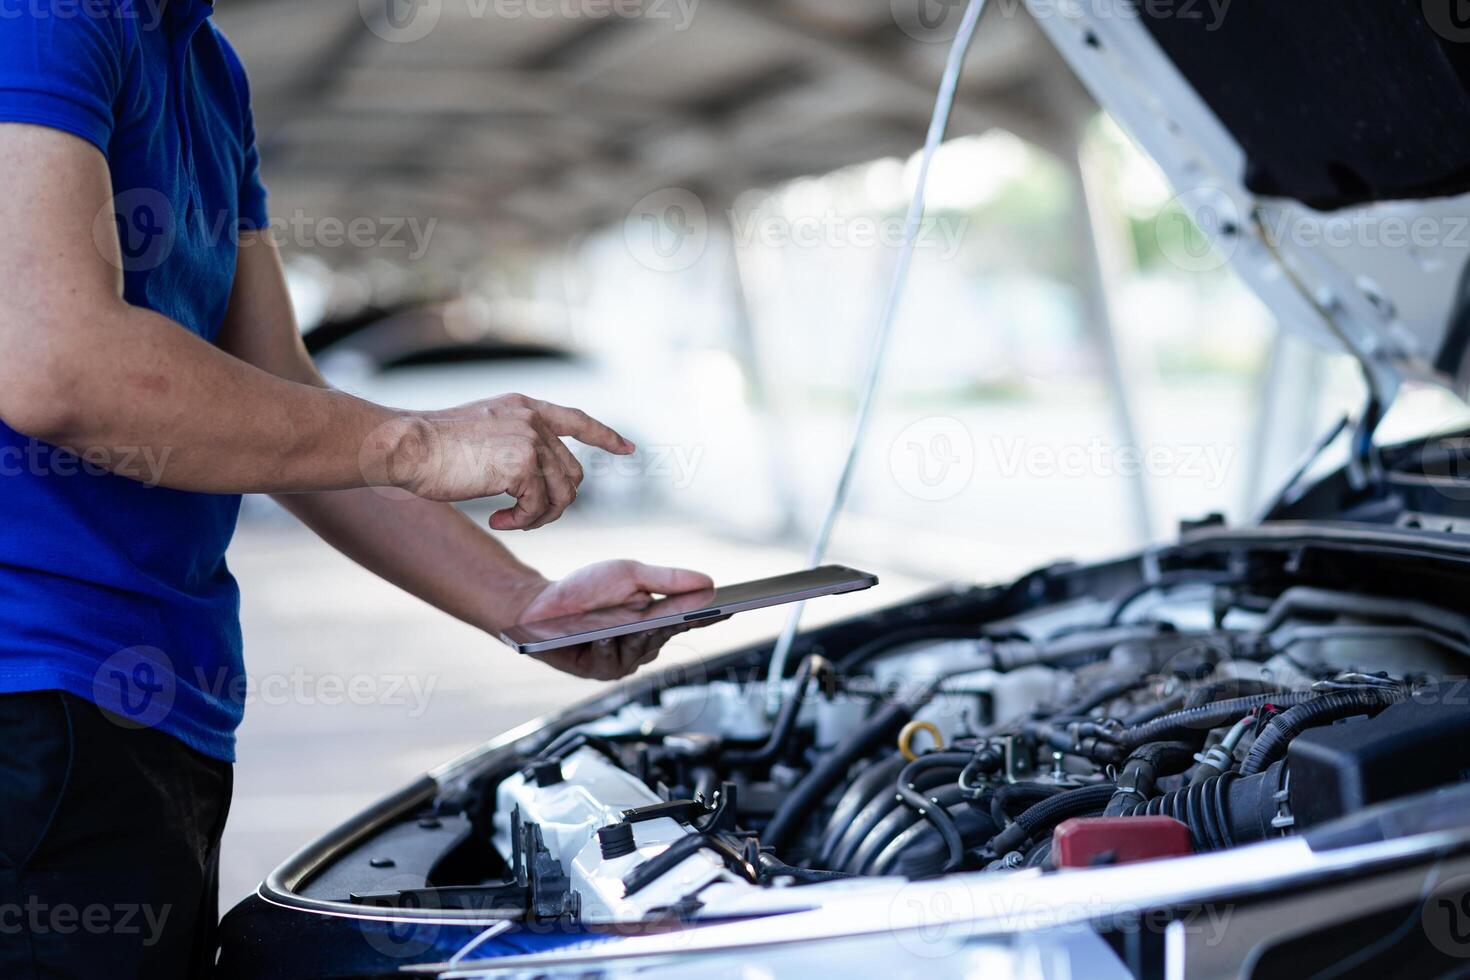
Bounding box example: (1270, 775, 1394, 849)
(237, 103, 270, 232)
(0, 5, 123, 153)
(215, 28, 269, 232)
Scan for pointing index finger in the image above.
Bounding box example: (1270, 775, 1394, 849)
(535, 401, 635, 455)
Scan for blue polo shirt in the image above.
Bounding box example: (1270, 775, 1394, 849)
(0, 0, 268, 761)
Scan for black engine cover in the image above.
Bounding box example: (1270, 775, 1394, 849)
(1288, 686, 1470, 827)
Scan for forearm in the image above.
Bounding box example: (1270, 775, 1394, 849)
(228, 242, 551, 634)
(1, 299, 410, 494)
(275, 489, 549, 635)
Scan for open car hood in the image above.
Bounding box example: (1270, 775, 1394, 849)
(1028, 0, 1470, 401)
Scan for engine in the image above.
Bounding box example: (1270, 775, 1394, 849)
(470, 577, 1470, 924)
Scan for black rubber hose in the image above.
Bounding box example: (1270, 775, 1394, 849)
(1104, 741, 1197, 816)
(1238, 689, 1403, 776)
(893, 752, 975, 873)
(1184, 678, 1284, 710)
(1124, 761, 1287, 850)
(989, 781, 1063, 829)
(843, 780, 968, 875)
(757, 853, 853, 884)
(870, 799, 999, 875)
(988, 783, 1116, 856)
(870, 791, 995, 877)
(1105, 571, 1240, 626)
(844, 785, 960, 875)
(762, 684, 936, 852)
(828, 763, 960, 873)
(1049, 671, 1150, 719)
(723, 656, 821, 767)
(1104, 691, 1321, 757)
(622, 835, 709, 896)
(815, 755, 907, 867)
(1122, 691, 1185, 726)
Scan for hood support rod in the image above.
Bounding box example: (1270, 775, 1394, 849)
(763, 0, 991, 713)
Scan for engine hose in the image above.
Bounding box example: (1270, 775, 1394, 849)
(1238, 688, 1403, 777)
(815, 755, 908, 867)
(828, 763, 960, 872)
(1049, 671, 1151, 720)
(873, 797, 998, 877)
(1095, 691, 1323, 760)
(1184, 678, 1284, 710)
(989, 781, 1064, 829)
(844, 781, 968, 874)
(892, 752, 978, 873)
(988, 783, 1117, 856)
(724, 656, 823, 767)
(757, 853, 854, 884)
(1122, 691, 1185, 726)
(763, 682, 936, 852)
(1124, 761, 1287, 850)
(845, 783, 968, 874)
(1104, 741, 1197, 817)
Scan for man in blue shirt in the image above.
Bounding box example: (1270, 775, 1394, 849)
(0, 2, 711, 975)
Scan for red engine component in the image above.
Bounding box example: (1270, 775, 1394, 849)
(1052, 816, 1193, 869)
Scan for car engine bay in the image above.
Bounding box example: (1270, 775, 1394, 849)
(327, 526, 1470, 930)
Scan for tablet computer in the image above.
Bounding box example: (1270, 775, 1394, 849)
(500, 565, 879, 655)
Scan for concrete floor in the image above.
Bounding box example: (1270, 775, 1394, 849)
(220, 511, 929, 907)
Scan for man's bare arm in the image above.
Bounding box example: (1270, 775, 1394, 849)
(0, 125, 629, 528)
(219, 230, 551, 634)
(221, 223, 714, 670)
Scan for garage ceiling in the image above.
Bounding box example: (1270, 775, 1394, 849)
(215, 0, 1088, 269)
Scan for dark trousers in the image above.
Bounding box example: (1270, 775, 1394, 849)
(0, 691, 233, 978)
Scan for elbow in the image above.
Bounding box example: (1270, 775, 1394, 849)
(0, 381, 82, 447)
(0, 343, 84, 447)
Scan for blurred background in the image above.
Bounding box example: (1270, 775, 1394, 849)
(213, 0, 1470, 903)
